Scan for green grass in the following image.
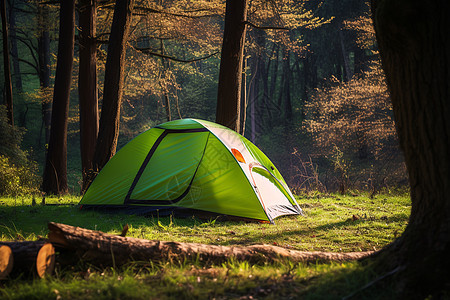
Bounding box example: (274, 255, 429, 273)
(0, 193, 410, 299)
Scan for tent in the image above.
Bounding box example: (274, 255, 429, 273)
(79, 119, 302, 223)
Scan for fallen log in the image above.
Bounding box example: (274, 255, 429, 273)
(0, 241, 52, 277)
(48, 222, 375, 267)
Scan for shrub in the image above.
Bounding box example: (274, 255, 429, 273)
(0, 155, 40, 196)
(0, 105, 40, 196)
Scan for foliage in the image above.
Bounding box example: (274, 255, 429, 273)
(0, 105, 40, 196)
(305, 62, 395, 159)
(0, 105, 27, 164)
(301, 7, 407, 192)
(0, 155, 39, 197)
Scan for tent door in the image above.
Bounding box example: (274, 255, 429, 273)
(250, 165, 301, 220)
(125, 129, 209, 205)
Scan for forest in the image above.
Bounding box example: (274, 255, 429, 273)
(2, 0, 450, 299)
(0, 0, 406, 197)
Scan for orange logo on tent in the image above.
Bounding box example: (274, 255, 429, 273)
(231, 148, 246, 164)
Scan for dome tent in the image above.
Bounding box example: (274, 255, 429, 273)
(80, 119, 302, 223)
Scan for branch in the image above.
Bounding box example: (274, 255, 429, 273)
(133, 46, 219, 63)
(17, 58, 39, 75)
(244, 21, 289, 31)
(134, 6, 221, 19)
(38, 0, 61, 5)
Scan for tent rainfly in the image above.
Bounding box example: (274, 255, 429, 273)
(79, 119, 302, 223)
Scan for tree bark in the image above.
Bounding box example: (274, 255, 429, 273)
(282, 49, 292, 123)
(1, 0, 14, 126)
(79, 0, 99, 193)
(372, 1, 450, 298)
(47, 222, 373, 267)
(38, 5, 52, 146)
(338, 27, 352, 81)
(91, 0, 134, 179)
(42, 0, 76, 194)
(8, 3, 22, 93)
(215, 0, 248, 133)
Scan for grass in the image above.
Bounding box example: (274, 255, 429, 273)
(0, 193, 410, 299)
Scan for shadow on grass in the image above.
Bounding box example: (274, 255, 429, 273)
(227, 260, 397, 300)
(224, 213, 409, 247)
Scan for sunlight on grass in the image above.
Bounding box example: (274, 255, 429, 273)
(0, 193, 410, 299)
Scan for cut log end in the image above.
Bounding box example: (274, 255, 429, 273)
(0, 245, 14, 280)
(36, 243, 55, 278)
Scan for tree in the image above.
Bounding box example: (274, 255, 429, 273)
(8, 0, 23, 94)
(1, 0, 13, 126)
(37, 4, 52, 145)
(215, 0, 248, 133)
(372, 0, 450, 297)
(41, 0, 75, 194)
(91, 0, 134, 178)
(79, 0, 99, 192)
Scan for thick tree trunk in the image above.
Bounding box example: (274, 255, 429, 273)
(91, 0, 134, 177)
(372, 1, 450, 298)
(215, 0, 248, 133)
(1, 0, 13, 126)
(79, 0, 99, 193)
(47, 222, 373, 267)
(42, 0, 76, 194)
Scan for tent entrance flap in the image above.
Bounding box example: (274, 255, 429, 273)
(251, 166, 300, 220)
(125, 131, 209, 204)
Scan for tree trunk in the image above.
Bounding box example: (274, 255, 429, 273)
(91, 0, 134, 178)
(79, 0, 99, 193)
(215, 0, 248, 133)
(38, 5, 52, 146)
(42, 0, 76, 194)
(160, 39, 171, 122)
(1, 0, 14, 126)
(248, 56, 258, 142)
(338, 27, 352, 82)
(282, 49, 292, 123)
(372, 1, 450, 297)
(47, 222, 373, 267)
(8, 3, 22, 93)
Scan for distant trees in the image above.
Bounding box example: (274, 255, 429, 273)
(1, 0, 408, 195)
(1, 0, 13, 126)
(42, 0, 76, 194)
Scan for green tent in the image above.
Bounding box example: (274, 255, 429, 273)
(80, 119, 302, 223)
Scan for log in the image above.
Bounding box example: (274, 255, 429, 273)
(48, 222, 374, 267)
(36, 243, 55, 278)
(0, 241, 47, 277)
(0, 245, 13, 279)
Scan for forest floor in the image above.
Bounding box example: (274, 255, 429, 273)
(0, 193, 410, 299)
